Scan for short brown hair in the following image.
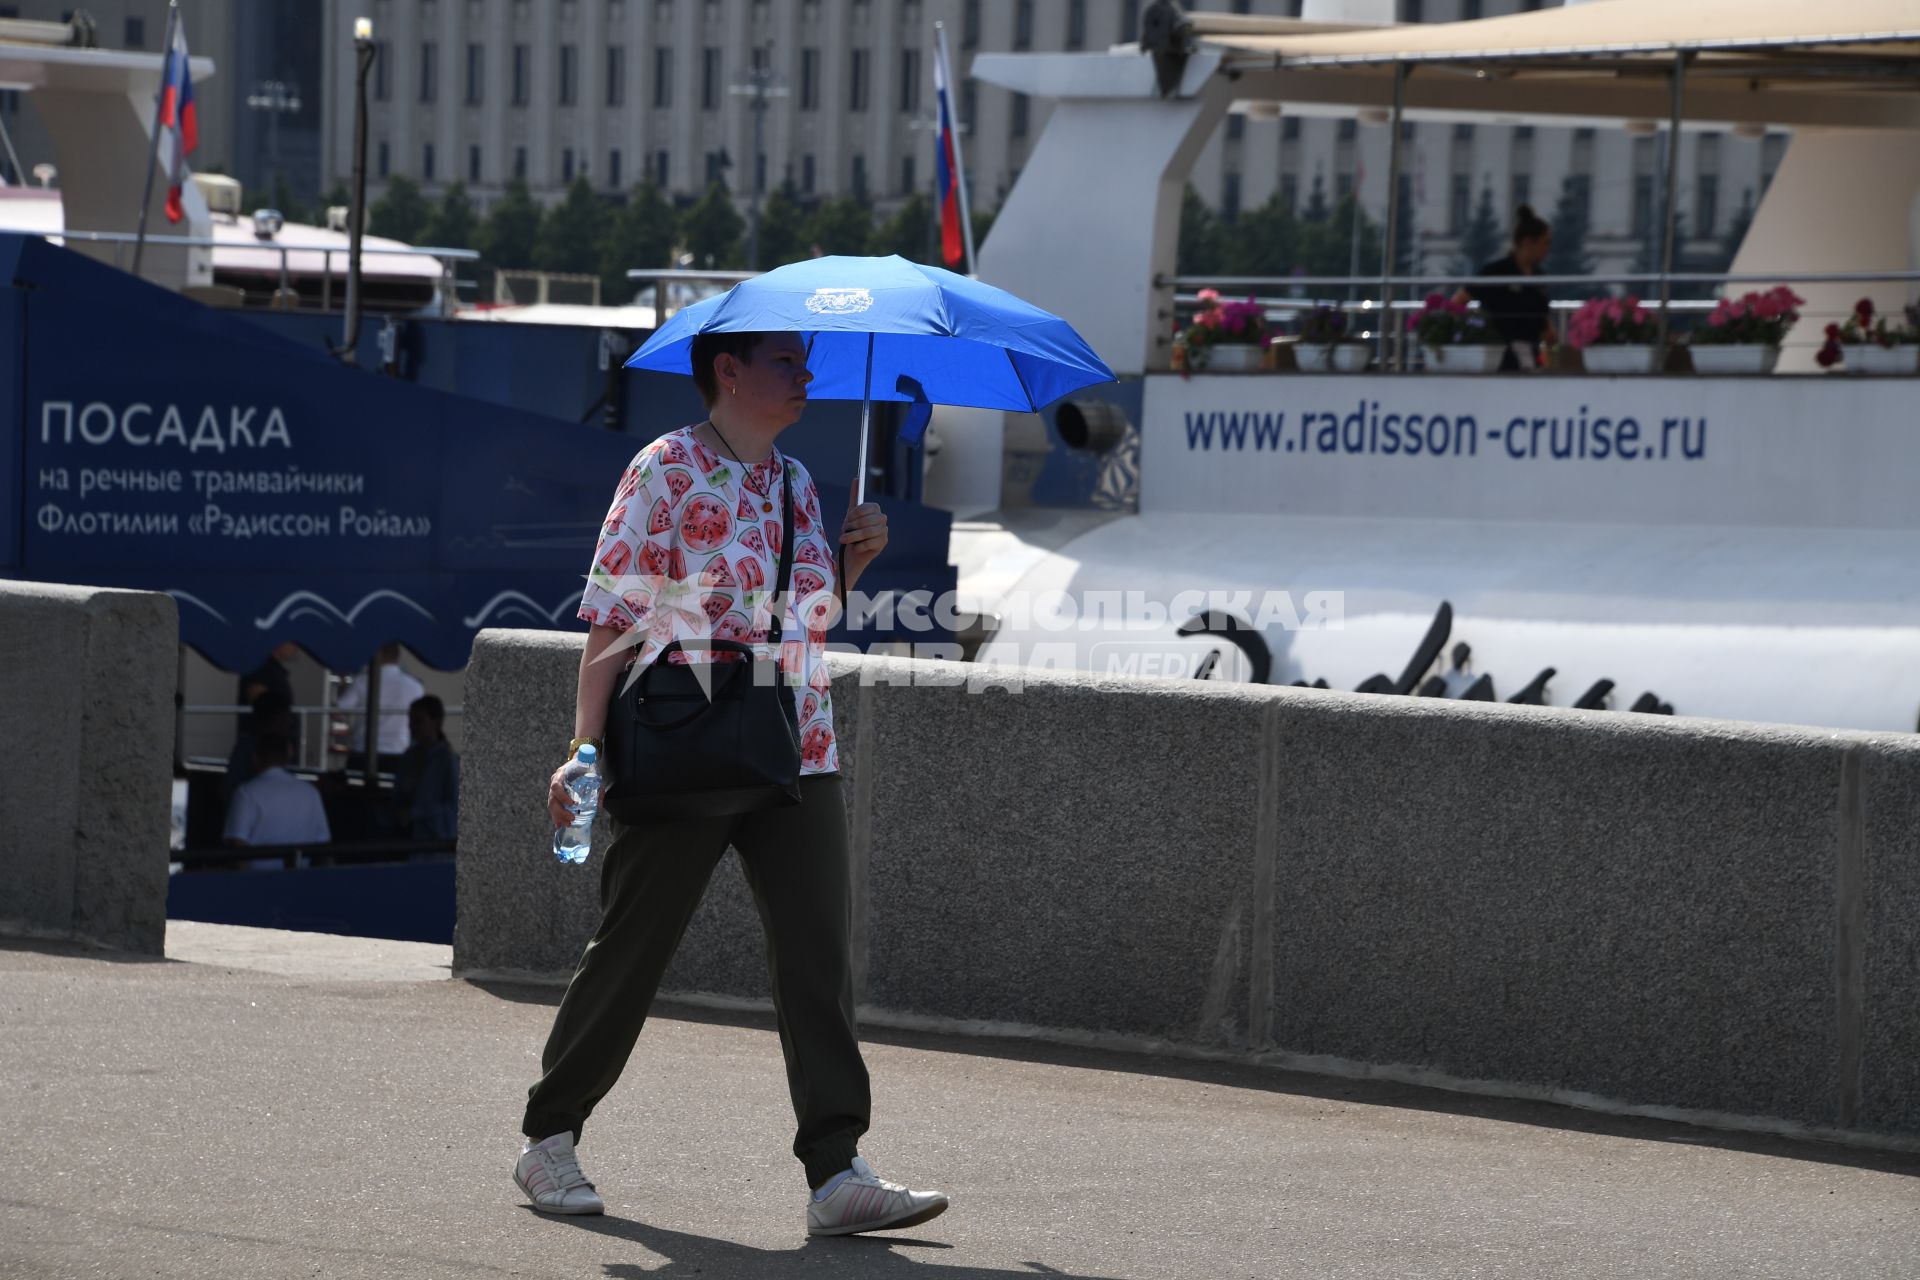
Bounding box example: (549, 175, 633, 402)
(690, 331, 774, 407)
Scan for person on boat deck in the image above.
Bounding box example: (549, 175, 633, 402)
(224, 730, 331, 867)
(390, 695, 460, 840)
(1455, 204, 1554, 371)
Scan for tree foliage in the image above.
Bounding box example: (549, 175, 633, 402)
(600, 181, 680, 303)
(477, 177, 544, 270)
(871, 192, 934, 263)
(367, 175, 431, 243)
(1542, 174, 1594, 282)
(421, 183, 477, 249)
(680, 180, 745, 267)
(1453, 180, 1504, 275)
(535, 176, 611, 274)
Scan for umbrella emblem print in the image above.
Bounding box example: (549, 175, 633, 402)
(804, 287, 874, 315)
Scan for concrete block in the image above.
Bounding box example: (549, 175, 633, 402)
(854, 655, 1269, 1046)
(0, 581, 175, 953)
(1859, 738, 1920, 1137)
(1266, 693, 1841, 1126)
(453, 629, 597, 977)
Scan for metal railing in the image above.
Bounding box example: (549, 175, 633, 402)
(1166, 268, 1920, 372)
(44, 229, 480, 315)
(625, 267, 758, 321)
(182, 702, 465, 775)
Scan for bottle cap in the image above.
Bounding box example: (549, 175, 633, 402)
(576, 744, 597, 763)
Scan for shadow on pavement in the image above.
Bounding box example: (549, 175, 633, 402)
(0, 935, 177, 965)
(471, 978, 1920, 1182)
(548, 1212, 1121, 1279)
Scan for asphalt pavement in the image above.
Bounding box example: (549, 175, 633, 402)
(2, 923, 1915, 1279)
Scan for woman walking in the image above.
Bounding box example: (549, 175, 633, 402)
(513, 329, 949, 1236)
(1457, 204, 1555, 371)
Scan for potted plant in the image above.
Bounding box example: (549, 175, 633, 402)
(1816, 298, 1920, 375)
(1568, 295, 1662, 374)
(1687, 286, 1804, 374)
(1177, 288, 1270, 372)
(1292, 305, 1370, 373)
(1409, 293, 1504, 373)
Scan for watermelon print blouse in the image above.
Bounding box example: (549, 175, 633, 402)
(577, 426, 840, 776)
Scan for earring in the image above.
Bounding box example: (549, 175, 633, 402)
(730, 384, 738, 396)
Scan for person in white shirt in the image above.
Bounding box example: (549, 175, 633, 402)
(224, 732, 331, 864)
(333, 642, 427, 770)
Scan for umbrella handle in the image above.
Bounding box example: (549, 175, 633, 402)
(854, 333, 873, 508)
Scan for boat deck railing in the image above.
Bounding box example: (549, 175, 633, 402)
(43, 229, 480, 315)
(1167, 268, 1920, 372)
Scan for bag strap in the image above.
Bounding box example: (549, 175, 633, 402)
(767, 455, 796, 648)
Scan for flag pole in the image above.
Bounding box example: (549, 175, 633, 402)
(132, 0, 182, 279)
(935, 22, 977, 277)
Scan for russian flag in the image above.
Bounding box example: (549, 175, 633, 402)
(158, 21, 198, 223)
(932, 38, 965, 271)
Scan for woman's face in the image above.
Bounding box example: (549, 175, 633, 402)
(1516, 231, 1552, 271)
(716, 333, 813, 428)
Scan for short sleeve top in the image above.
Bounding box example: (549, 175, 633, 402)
(577, 426, 840, 775)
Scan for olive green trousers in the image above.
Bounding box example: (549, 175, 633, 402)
(522, 774, 869, 1188)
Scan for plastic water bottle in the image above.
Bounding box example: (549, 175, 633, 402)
(552, 744, 600, 865)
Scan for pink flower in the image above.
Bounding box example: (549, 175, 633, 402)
(1855, 298, 1874, 323)
(1197, 288, 1221, 305)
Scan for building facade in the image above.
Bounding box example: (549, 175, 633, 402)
(316, 0, 1776, 279)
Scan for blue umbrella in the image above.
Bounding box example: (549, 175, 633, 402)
(626, 254, 1116, 501)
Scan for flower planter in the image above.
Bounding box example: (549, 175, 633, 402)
(1424, 344, 1505, 374)
(1295, 343, 1371, 373)
(1203, 343, 1264, 372)
(1841, 344, 1920, 374)
(1688, 345, 1780, 375)
(1580, 344, 1660, 375)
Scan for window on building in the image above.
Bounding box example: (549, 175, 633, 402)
(1223, 171, 1242, 221)
(962, 0, 980, 49)
(424, 142, 436, 181)
(703, 47, 721, 109)
(560, 45, 578, 105)
(1403, 0, 1423, 22)
(654, 48, 673, 107)
(378, 140, 391, 177)
(609, 149, 623, 187)
(607, 47, 625, 106)
(564, 149, 576, 182)
(1338, 119, 1357, 141)
(1281, 116, 1301, 142)
(705, 150, 724, 185)
(801, 48, 819, 110)
(1509, 172, 1530, 211)
(1696, 174, 1718, 237)
(1632, 175, 1654, 236)
(515, 146, 528, 179)
(754, 151, 766, 192)
(1452, 122, 1474, 141)
(1397, 172, 1414, 225)
(1011, 92, 1029, 137)
(466, 44, 484, 104)
(420, 43, 438, 104)
(802, 152, 816, 193)
(375, 42, 391, 101)
(656, 149, 670, 186)
(1336, 171, 1353, 200)
(1449, 173, 1469, 232)
(1014, 0, 1033, 50)
(1226, 114, 1244, 142)
(469, 144, 482, 182)
(1232, 0, 1251, 12)
(123, 15, 144, 47)
(1279, 173, 1298, 212)
(1122, 0, 1141, 41)
(1462, 0, 1481, 19)
(1067, 0, 1087, 49)
(899, 49, 918, 113)
(1515, 124, 1534, 141)
(513, 44, 530, 105)
(852, 153, 868, 196)
(901, 154, 915, 195)
(849, 49, 869, 112)
(960, 81, 976, 129)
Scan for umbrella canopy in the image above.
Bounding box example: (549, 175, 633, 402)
(625, 254, 1116, 411)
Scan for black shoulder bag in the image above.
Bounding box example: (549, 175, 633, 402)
(600, 459, 803, 821)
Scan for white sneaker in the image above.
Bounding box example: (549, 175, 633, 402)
(513, 1132, 605, 1215)
(806, 1156, 949, 1236)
